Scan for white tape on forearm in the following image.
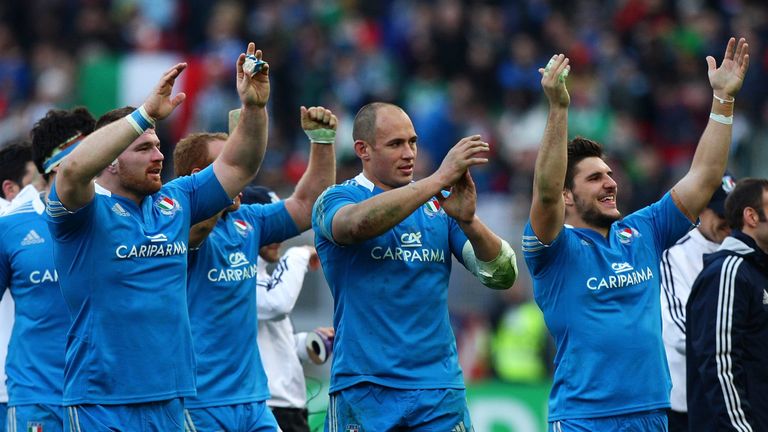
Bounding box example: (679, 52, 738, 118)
(461, 239, 518, 290)
(304, 128, 336, 144)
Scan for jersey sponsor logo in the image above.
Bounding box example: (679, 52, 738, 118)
(207, 250, 258, 282)
(371, 230, 445, 263)
(228, 251, 249, 267)
(111, 203, 130, 217)
(587, 262, 654, 290)
(115, 233, 187, 259)
(20, 229, 45, 246)
(155, 196, 180, 216)
(29, 269, 59, 284)
(233, 219, 252, 237)
(400, 231, 422, 247)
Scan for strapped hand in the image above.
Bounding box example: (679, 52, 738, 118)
(539, 54, 570, 108)
(236, 42, 270, 108)
(301, 106, 338, 144)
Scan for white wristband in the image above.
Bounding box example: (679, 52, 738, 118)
(125, 105, 156, 135)
(713, 94, 735, 104)
(304, 128, 336, 144)
(710, 112, 733, 125)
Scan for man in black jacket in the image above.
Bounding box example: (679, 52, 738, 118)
(687, 178, 768, 432)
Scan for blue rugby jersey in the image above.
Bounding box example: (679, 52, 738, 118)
(312, 173, 469, 393)
(44, 165, 231, 405)
(0, 187, 68, 406)
(522, 192, 693, 420)
(185, 202, 298, 408)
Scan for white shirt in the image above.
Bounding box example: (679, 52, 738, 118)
(256, 247, 312, 408)
(660, 228, 720, 412)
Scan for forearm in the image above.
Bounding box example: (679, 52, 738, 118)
(459, 217, 501, 261)
(286, 143, 336, 231)
(333, 174, 445, 244)
(213, 106, 269, 198)
(533, 106, 569, 203)
(674, 97, 734, 217)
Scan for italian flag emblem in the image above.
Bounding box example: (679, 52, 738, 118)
(234, 219, 249, 232)
(27, 423, 43, 432)
(158, 197, 175, 211)
(617, 228, 633, 242)
(424, 197, 441, 216)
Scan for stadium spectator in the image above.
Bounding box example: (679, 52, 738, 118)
(311, 102, 518, 430)
(42, 43, 269, 430)
(686, 178, 768, 432)
(522, 37, 748, 430)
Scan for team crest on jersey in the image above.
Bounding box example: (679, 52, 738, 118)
(27, 422, 43, 432)
(616, 227, 640, 244)
(233, 219, 252, 237)
(345, 425, 361, 432)
(423, 197, 443, 217)
(155, 196, 180, 216)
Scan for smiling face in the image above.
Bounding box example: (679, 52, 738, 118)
(114, 129, 164, 200)
(358, 105, 418, 190)
(564, 156, 622, 231)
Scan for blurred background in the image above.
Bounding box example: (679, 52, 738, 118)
(1, 0, 767, 430)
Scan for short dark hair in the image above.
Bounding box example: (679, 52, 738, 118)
(352, 102, 400, 144)
(95, 106, 136, 130)
(724, 178, 768, 230)
(173, 132, 228, 177)
(31, 107, 96, 178)
(565, 137, 604, 190)
(0, 140, 33, 199)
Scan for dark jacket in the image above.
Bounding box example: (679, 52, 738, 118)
(687, 230, 768, 432)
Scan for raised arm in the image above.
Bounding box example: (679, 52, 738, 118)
(211, 43, 271, 199)
(283, 106, 337, 231)
(56, 64, 187, 210)
(331, 135, 489, 245)
(672, 37, 749, 220)
(529, 54, 571, 244)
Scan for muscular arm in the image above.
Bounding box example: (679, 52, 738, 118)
(529, 55, 571, 244)
(56, 64, 187, 210)
(672, 38, 749, 220)
(212, 44, 272, 199)
(284, 106, 337, 231)
(332, 135, 489, 245)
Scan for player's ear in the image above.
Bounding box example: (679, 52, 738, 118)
(354, 140, 371, 161)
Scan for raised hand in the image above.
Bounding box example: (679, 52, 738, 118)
(438, 170, 478, 224)
(539, 54, 570, 108)
(236, 42, 270, 108)
(707, 37, 749, 99)
(143, 63, 187, 120)
(434, 135, 489, 188)
(301, 106, 338, 131)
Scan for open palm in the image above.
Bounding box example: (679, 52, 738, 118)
(708, 37, 749, 98)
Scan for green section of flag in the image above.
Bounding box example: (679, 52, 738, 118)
(77, 55, 120, 118)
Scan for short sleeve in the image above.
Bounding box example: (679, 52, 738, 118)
(311, 185, 363, 245)
(240, 202, 300, 246)
(167, 165, 231, 225)
(44, 182, 96, 241)
(522, 221, 567, 279)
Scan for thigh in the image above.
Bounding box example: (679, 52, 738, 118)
(242, 401, 279, 432)
(9, 404, 64, 432)
(404, 388, 472, 432)
(270, 407, 309, 432)
(324, 384, 405, 432)
(68, 400, 183, 432)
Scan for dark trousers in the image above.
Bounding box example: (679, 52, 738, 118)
(667, 409, 687, 432)
(270, 407, 309, 432)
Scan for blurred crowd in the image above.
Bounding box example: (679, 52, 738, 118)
(1, 0, 767, 382)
